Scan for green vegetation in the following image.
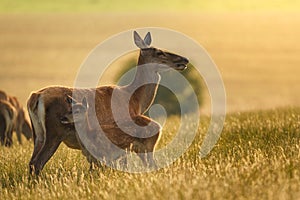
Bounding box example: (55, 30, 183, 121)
(0, 107, 299, 199)
(0, 0, 300, 13)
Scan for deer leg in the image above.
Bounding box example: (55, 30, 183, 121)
(5, 123, 14, 147)
(131, 115, 161, 167)
(28, 114, 47, 175)
(136, 138, 158, 168)
(29, 126, 44, 170)
(22, 120, 32, 140)
(29, 136, 61, 176)
(136, 152, 157, 168)
(15, 126, 22, 145)
(131, 134, 160, 168)
(0, 121, 6, 146)
(0, 135, 4, 146)
(84, 151, 98, 171)
(5, 134, 12, 147)
(1, 112, 12, 147)
(29, 138, 44, 168)
(145, 131, 161, 168)
(80, 147, 104, 171)
(89, 160, 104, 171)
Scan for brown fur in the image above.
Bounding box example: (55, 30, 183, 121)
(27, 32, 189, 175)
(0, 90, 32, 146)
(0, 99, 16, 146)
(61, 96, 161, 169)
(0, 90, 8, 101)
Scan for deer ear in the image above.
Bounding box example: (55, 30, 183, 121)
(144, 32, 152, 46)
(66, 95, 77, 105)
(133, 31, 148, 49)
(82, 97, 88, 109)
(66, 95, 73, 104)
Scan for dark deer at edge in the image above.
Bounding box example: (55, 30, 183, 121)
(0, 90, 32, 146)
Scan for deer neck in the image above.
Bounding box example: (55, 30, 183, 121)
(126, 54, 161, 114)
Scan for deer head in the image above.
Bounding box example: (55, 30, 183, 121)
(133, 31, 189, 72)
(60, 95, 88, 125)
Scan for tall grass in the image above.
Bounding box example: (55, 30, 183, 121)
(0, 107, 299, 199)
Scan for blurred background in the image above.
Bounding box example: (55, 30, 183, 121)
(0, 0, 299, 114)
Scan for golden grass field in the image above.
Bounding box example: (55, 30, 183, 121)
(0, 11, 300, 200)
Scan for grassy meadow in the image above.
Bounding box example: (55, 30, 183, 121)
(1, 0, 300, 199)
(0, 108, 300, 199)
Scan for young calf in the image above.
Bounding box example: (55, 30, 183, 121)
(60, 95, 161, 169)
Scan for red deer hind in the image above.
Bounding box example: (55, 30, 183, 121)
(0, 99, 16, 146)
(0, 90, 32, 146)
(27, 31, 189, 175)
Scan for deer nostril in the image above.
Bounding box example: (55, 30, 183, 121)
(183, 57, 189, 64)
